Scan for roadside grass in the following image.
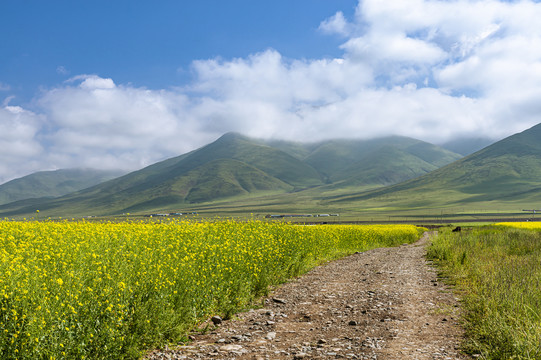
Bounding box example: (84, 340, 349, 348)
(427, 225, 541, 359)
(0, 220, 422, 359)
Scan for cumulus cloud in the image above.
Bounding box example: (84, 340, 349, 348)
(182, 0, 541, 142)
(67, 74, 116, 90)
(38, 76, 210, 171)
(318, 11, 352, 37)
(190, 50, 372, 107)
(0, 106, 44, 183)
(3, 0, 541, 182)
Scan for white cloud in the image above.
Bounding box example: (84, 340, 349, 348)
(67, 75, 116, 90)
(4, 0, 541, 183)
(181, 0, 541, 143)
(190, 49, 372, 105)
(38, 77, 206, 171)
(0, 106, 44, 183)
(341, 32, 446, 65)
(318, 11, 352, 37)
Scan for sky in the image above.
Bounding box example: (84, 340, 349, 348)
(1, 0, 541, 183)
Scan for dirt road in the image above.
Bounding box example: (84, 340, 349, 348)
(146, 232, 468, 359)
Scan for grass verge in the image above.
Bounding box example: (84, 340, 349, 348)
(427, 225, 541, 359)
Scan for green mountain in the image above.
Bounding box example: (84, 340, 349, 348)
(0, 169, 124, 205)
(299, 136, 461, 185)
(0, 133, 463, 217)
(337, 146, 442, 186)
(0, 133, 320, 216)
(328, 122, 541, 209)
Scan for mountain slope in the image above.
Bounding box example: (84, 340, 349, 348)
(0, 169, 124, 205)
(302, 137, 461, 185)
(0, 133, 320, 215)
(336, 146, 439, 186)
(120, 158, 292, 212)
(327, 122, 541, 208)
(187, 133, 323, 188)
(0, 132, 464, 217)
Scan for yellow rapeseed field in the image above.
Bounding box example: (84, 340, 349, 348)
(0, 219, 421, 359)
(496, 221, 541, 230)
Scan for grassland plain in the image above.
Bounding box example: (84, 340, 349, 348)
(0, 219, 421, 359)
(427, 223, 541, 359)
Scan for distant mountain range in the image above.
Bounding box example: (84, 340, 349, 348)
(0, 169, 125, 205)
(326, 122, 541, 210)
(3, 123, 538, 219)
(0, 133, 462, 216)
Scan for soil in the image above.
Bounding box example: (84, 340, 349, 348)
(145, 232, 469, 359)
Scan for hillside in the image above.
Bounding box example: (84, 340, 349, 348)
(0, 133, 462, 217)
(0, 134, 320, 216)
(327, 122, 541, 209)
(299, 137, 461, 185)
(0, 169, 124, 205)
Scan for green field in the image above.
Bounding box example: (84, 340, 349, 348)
(428, 224, 541, 359)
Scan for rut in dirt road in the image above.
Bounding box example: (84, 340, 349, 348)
(146, 232, 468, 359)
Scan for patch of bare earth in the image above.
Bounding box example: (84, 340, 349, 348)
(146, 232, 469, 359)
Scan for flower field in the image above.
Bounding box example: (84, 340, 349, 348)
(0, 219, 421, 359)
(496, 221, 541, 230)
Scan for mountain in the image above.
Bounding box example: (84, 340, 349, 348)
(0, 133, 462, 217)
(0, 169, 125, 205)
(190, 133, 323, 189)
(0, 133, 321, 215)
(336, 146, 447, 186)
(298, 136, 461, 186)
(328, 122, 541, 209)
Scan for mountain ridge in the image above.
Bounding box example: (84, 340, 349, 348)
(0, 168, 125, 206)
(325, 122, 541, 209)
(0, 133, 462, 216)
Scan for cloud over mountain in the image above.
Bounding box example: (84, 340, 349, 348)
(2, 0, 541, 183)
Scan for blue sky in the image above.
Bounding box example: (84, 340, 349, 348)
(1, 1, 356, 104)
(2, 0, 541, 183)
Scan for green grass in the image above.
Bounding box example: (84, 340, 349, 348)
(427, 226, 541, 359)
